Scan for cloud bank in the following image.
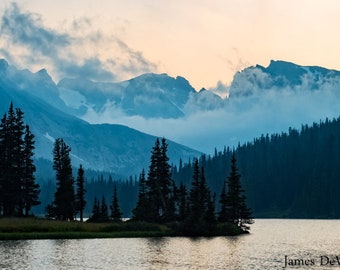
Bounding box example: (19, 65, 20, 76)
(0, 3, 157, 82)
(81, 66, 340, 154)
(1, 4, 340, 155)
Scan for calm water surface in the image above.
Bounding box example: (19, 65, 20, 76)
(1, 219, 340, 269)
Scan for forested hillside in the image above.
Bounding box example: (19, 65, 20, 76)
(35, 116, 340, 218)
(173, 116, 340, 218)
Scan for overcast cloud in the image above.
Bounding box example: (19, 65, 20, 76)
(0, 3, 157, 82)
(1, 3, 340, 154)
(81, 67, 340, 154)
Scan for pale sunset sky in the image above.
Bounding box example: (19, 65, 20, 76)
(1, 0, 340, 90)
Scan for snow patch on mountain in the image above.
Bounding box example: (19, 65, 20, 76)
(44, 132, 55, 142)
(58, 87, 88, 109)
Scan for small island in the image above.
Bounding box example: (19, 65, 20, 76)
(0, 217, 245, 240)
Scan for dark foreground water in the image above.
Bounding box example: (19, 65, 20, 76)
(1, 219, 340, 269)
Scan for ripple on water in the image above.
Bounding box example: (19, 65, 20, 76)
(1, 220, 340, 269)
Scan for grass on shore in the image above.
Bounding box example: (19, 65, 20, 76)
(0, 218, 243, 240)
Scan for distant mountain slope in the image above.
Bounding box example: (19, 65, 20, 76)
(58, 73, 197, 119)
(52, 59, 340, 147)
(0, 60, 201, 177)
(2, 58, 340, 155)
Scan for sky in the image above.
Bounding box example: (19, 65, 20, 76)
(1, 0, 340, 90)
(1, 1, 340, 154)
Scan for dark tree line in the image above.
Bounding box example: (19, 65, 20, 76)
(111, 184, 123, 221)
(132, 138, 253, 233)
(133, 138, 176, 223)
(45, 137, 124, 222)
(173, 116, 340, 218)
(39, 115, 340, 221)
(218, 153, 253, 231)
(182, 159, 217, 234)
(87, 184, 123, 223)
(13, 102, 339, 221)
(76, 165, 86, 221)
(85, 176, 137, 218)
(46, 138, 88, 220)
(52, 138, 75, 220)
(38, 137, 253, 232)
(32, 114, 340, 221)
(38, 174, 138, 219)
(0, 103, 40, 216)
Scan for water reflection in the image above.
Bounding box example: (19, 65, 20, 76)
(145, 237, 170, 269)
(0, 240, 30, 269)
(142, 236, 248, 269)
(1, 220, 340, 269)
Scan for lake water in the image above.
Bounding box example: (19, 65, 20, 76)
(1, 219, 340, 269)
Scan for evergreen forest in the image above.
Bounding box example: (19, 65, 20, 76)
(0, 103, 40, 217)
(3, 102, 340, 225)
(172, 117, 340, 218)
(130, 138, 252, 234)
(78, 116, 340, 219)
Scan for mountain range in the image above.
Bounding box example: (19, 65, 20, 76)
(0, 59, 201, 178)
(229, 60, 340, 97)
(1, 59, 340, 178)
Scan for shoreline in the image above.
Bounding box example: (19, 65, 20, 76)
(0, 218, 245, 240)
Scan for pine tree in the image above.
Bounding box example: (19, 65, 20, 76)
(52, 138, 75, 220)
(218, 180, 228, 222)
(45, 203, 56, 219)
(185, 158, 203, 234)
(146, 138, 161, 222)
(89, 196, 100, 221)
(0, 111, 9, 215)
(111, 184, 122, 221)
(132, 138, 176, 223)
(199, 166, 210, 214)
(159, 138, 175, 221)
(199, 166, 215, 225)
(75, 164, 86, 222)
(13, 107, 25, 216)
(22, 125, 40, 216)
(132, 169, 150, 221)
(177, 182, 187, 221)
(224, 152, 253, 231)
(145, 138, 173, 222)
(0, 122, 3, 214)
(185, 159, 215, 234)
(187, 159, 201, 224)
(0, 103, 40, 217)
(100, 195, 109, 222)
(1, 103, 23, 216)
(205, 192, 216, 225)
(238, 194, 254, 232)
